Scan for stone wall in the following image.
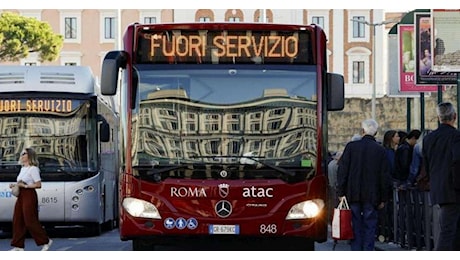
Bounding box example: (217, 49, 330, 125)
(327, 87, 458, 153)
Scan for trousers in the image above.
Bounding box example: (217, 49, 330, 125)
(350, 202, 378, 251)
(435, 203, 460, 250)
(10, 188, 50, 248)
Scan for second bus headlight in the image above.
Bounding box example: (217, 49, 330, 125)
(285, 199, 325, 219)
(122, 197, 161, 219)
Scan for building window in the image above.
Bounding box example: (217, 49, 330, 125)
(228, 17, 240, 22)
(257, 16, 269, 22)
(24, 62, 37, 66)
(352, 16, 365, 38)
(353, 61, 365, 84)
(144, 17, 156, 24)
(104, 17, 116, 39)
(65, 62, 77, 66)
(312, 16, 324, 28)
(65, 17, 77, 39)
(199, 17, 211, 22)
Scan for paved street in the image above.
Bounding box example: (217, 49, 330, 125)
(0, 226, 407, 251)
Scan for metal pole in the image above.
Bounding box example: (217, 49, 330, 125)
(407, 98, 411, 132)
(420, 92, 425, 132)
(457, 73, 460, 129)
(372, 24, 376, 120)
(438, 84, 443, 127)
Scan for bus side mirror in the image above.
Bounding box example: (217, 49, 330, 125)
(100, 122, 110, 142)
(98, 114, 110, 142)
(327, 73, 345, 111)
(101, 51, 128, 95)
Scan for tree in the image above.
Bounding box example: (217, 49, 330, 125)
(0, 12, 63, 62)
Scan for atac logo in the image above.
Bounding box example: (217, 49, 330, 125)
(218, 183, 229, 198)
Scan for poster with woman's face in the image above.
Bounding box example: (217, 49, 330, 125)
(398, 24, 437, 92)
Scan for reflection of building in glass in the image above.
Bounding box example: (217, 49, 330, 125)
(135, 92, 317, 165)
(0, 115, 83, 166)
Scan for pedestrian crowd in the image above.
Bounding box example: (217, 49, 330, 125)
(328, 101, 460, 251)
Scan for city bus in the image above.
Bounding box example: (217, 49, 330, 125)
(101, 22, 344, 250)
(0, 66, 119, 236)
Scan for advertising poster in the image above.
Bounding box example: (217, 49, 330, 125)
(432, 9, 460, 72)
(414, 12, 457, 85)
(398, 24, 437, 92)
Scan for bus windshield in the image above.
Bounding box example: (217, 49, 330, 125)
(132, 64, 318, 172)
(0, 99, 97, 173)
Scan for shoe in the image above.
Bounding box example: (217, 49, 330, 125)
(41, 239, 53, 251)
(9, 247, 24, 251)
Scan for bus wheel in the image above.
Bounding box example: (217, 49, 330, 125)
(132, 239, 156, 251)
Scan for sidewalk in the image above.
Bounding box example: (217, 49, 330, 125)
(374, 240, 408, 251)
(327, 225, 408, 251)
(327, 238, 408, 251)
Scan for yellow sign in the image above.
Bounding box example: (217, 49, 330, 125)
(0, 99, 73, 113)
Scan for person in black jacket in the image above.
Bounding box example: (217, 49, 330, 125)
(423, 102, 460, 250)
(394, 129, 421, 248)
(337, 119, 391, 251)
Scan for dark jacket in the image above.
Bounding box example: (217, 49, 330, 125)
(394, 141, 414, 182)
(337, 135, 391, 206)
(423, 124, 460, 204)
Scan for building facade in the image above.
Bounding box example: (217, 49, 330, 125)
(0, 9, 403, 100)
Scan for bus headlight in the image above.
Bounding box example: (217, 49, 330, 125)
(286, 199, 325, 220)
(122, 197, 161, 219)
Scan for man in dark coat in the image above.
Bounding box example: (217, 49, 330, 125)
(423, 102, 460, 250)
(337, 119, 391, 250)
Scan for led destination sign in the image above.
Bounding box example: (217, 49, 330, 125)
(0, 99, 73, 113)
(137, 29, 314, 64)
(150, 35, 298, 58)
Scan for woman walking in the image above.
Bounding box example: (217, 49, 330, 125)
(9, 147, 53, 251)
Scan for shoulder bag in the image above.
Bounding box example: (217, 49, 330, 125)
(11, 185, 20, 197)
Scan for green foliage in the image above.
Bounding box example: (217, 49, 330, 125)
(0, 12, 63, 62)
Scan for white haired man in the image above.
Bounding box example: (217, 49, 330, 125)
(337, 119, 391, 250)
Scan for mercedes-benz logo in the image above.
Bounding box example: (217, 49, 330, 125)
(215, 200, 232, 218)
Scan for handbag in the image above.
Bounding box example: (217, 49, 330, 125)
(11, 185, 20, 197)
(331, 196, 354, 240)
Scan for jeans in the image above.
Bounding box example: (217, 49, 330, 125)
(350, 202, 379, 251)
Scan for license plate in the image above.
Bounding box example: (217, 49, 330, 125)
(209, 224, 240, 234)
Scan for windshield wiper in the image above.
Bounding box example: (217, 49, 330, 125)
(191, 154, 295, 177)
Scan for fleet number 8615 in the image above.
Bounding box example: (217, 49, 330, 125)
(41, 197, 58, 204)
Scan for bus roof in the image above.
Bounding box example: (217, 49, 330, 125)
(0, 66, 96, 94)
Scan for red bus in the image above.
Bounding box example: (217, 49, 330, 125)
(101, 22, 344, 250)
